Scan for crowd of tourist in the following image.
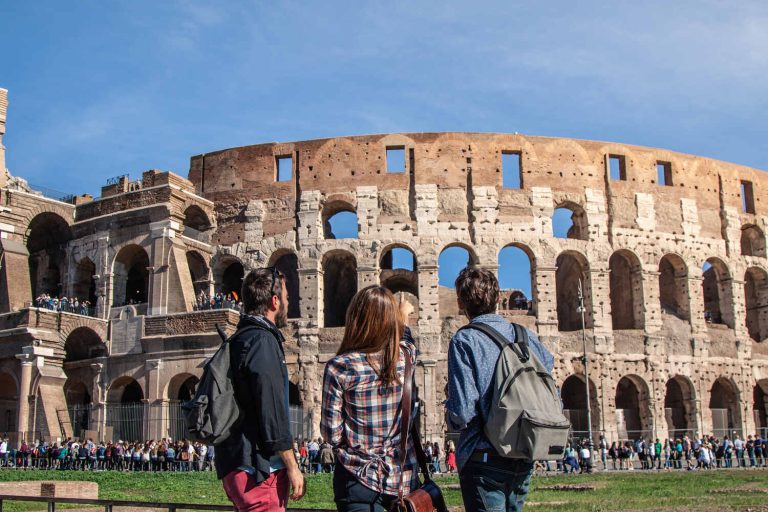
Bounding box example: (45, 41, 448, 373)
(34, 294, 93, 316)
(0, 438, 215, 472)
(193, 291, 243, 312)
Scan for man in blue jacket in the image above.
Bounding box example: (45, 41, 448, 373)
(217, 268, 305, 511)
(446, 267, 554, 512)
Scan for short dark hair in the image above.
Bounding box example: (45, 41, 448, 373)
(454, 266, 499, 318)
(242, 267, 284, 316)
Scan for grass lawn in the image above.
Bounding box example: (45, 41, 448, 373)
(0, 469, 766, 511)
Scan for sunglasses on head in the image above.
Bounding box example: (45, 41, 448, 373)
(265, 266, 284, 297)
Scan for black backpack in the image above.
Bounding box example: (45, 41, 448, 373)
(182, 324, 257, 445)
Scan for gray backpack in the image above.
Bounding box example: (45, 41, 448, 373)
(461, 322, 570, 461)
(182, 325, 257, 445)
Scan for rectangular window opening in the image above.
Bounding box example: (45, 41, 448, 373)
(276, 155, 292, 182)
(502, 151, 522, 189)
(386, 147, 405, 173)
(742, 180, 755, 214)
(657, 161, 672, 186)
(608, 154, 627, 181)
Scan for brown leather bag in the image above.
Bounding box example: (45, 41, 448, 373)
(391, 349, 448, 512)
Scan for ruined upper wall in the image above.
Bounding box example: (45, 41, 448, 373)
(189, 133, 767, 244)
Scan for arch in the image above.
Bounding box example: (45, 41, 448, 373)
(323, 200, 358, 239)
(214, 257, 245, 298)
(498, 244, 534, 313)
(322, 250, 358, 328)
(561, 374, 600, 438)
(552, 202, 588, 240)
(26, 212, 73, 298)
(167, 373, 200, 401)
(186, 251, 210, 297)
(741, 224, 766, 257)
(664, 375, 697, 439)
(609, 250, 644, 330)
(555, 251, 592, 331)
(615, 375, 652, 440)
(744, 267, 768, 342)
(107, 376, 144, 404)
(64, 327, 107, 362)
(64, 380, 91, 407)
(658, 254, 690, 321)
(709, 377, 742, 439)
(380, 244, 417, 272)
(183, 205, 211, 232)
(754, 380, 768, 433)
(72, 257, 97, 306)
(702, 258, 733, 327)
(271, 251, 301, 319)
(112, 244, 150, 306)
(0, 372, 18, 434)
(289, 382, 302, 407)
(380, 246, 419, 307)
(438, 244, 479, 288)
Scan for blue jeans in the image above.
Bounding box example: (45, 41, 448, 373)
(459, 457, 534, 512)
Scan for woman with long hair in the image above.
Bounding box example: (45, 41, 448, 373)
(321, 286, 419, 512)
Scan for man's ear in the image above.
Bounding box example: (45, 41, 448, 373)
(270, 294, 280, 311)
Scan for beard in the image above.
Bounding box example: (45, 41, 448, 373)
(275, 299, 289, 328)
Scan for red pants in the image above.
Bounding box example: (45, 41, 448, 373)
(222, 469, 289, 512)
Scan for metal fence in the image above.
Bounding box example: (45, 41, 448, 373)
(63, 402, 312, 442)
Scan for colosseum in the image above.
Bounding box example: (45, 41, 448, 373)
(0, 87, 766, 446)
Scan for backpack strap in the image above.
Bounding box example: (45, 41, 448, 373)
(459, 321, 530, 363)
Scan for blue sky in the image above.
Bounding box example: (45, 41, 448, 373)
(2, 1, 767, 293)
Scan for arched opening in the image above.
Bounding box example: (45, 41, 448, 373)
(0, 373, 17, 434)
(113, 245, 150, 306)
(754, 381, 768, 433)
(64, 327, 106, 362)
(702, 258, 733, 327)
(664, 376, 696, 439)
(438, 245, 478, 287)
(498, 245, 534, 314)
(615, 376, 652, 441)
(658, 254, 690, 321)
(323, 201, 358, 239)
(709, 378, 742, 439)
(183, 205, 211, 242)
(556, 252, 592, 331)
(741, 225, 766, 257)
(744, 267, 768, 342)
(271, 252, 301, 319)
(289, 382, 302, 407)
(215, 258, 245, 299)
(72, 257, 97, 308)
(380, 246, 419, 321)
(552, 203, 588, 240)
(177, 376, 199, 401)
(322, 250, 357, 327)
(107, 377, 144, 442)
(186, 251, 210, 297)
(26, 212, 72, 298)
(561, 374, 600, 439)
(609, 250, 644, 330)
(64, 380, 91, 435)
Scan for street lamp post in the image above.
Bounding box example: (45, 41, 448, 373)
(577, 279, 594, 450)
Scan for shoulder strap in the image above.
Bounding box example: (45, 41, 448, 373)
(459, 322, 529, 363)
(398, 347, 432, 504)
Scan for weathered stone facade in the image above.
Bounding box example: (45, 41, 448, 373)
(0, 90, 767, 444)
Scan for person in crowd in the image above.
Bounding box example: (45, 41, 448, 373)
(562, 443, 580, 474)
(307, 438, 319, 474)
(579, 441, 593, 474)
(298, 441, 309, 473)
(319, 441, 334, 473)
(598, 435, 608, 470)
(321, 285, 419, 512)
(216, 268, 304, 512)
(432, 441, 441, 474)
(446, 440, 457, 474)
(445, 267, 555, 512)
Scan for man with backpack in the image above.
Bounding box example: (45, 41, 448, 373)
(215, 268, 305, 511)
(446, 267, 560, 512)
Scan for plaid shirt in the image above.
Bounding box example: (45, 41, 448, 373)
(321, 330, 420, 496)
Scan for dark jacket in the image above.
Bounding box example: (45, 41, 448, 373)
(215, 315, 292, 482)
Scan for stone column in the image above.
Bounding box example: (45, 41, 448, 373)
(89, 361, 108, 438)
(533, 266, 558, 339)
(357, 265, 379, 288)
(298, 264, 321, 328)
(15, 353, 34, 444)
(688, 276, 708, 358)
(642, 270, 663, 332)
(730, 277, 749, 357)
(297, 325, 320, 438)
(148, 220, 180, 316)
(144, 359, 166, 439)
(417, 264, 441, 355)
(588, 267, 613, 354)
(419, 359, 441, 444)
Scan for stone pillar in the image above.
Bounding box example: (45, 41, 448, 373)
(419, 359, 441, 444)
(688, 276, 708, 358)
(89, 361, 108, 438)
(297, 325, 320, 438)
(417, 264, 441, 354)
(299, 264, 321, 328)
(96, 234, 111, 316)
(642, 270, 663, 332)
(730, 277, 749, 357)
(357, 265, 378, 288)
(588, 267, 613, 353)
(533, 266, 558, 338)
(144, 359, 166, 440)
(148, 220, 180, 316)
(15, 353, 33, 444)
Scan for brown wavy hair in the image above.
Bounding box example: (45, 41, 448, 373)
(337, 285, 404, 386)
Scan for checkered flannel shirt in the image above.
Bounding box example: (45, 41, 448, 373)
(321, 329, 420, 496)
